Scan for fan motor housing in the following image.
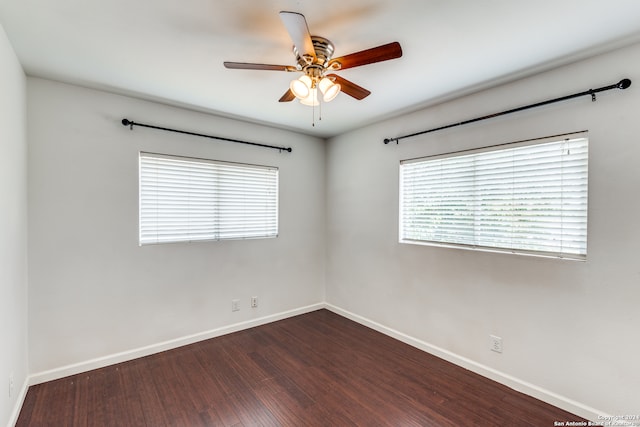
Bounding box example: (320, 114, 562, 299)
(293, 36, 335, 69)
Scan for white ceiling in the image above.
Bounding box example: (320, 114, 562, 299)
(2, 0, 640, 138)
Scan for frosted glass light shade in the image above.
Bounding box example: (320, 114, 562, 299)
(290, 75, 312, 99)
(319, 77, 341, 102)
(300, 88, 319, 106)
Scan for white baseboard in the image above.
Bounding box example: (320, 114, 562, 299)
(7, 376, 29, 427)
(324, 303, 609, 423)
(29, 303, 324, 386)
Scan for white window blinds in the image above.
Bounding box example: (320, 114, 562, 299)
(399, 134, 588, 259)
(139, 152, 278, 245)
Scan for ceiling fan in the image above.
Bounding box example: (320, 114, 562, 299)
(224, 11, 403, 106)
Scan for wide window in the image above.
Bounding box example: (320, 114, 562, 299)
(399, 133, 588, 260)
(139, 152, 278, 245)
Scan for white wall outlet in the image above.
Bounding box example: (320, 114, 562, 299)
(231, 299, 240, 312)
(251, 296, 258, 308)
(490, 335, 503, 353)
(9, 373, 14, 398)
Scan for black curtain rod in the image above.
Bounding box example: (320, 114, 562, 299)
(383, 78, 631, 145)
(121, 119, 292, 153)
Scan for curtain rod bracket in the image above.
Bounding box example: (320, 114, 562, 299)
(383, 77, 631, 144)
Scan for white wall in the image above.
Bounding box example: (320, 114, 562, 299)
(326, 43, 640, 418)
(0, 23, 28, 427)
(27, 78, 326, 378)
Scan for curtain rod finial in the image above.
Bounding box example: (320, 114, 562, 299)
(122, 118, 134, 130)
(618, 78, 631, 89)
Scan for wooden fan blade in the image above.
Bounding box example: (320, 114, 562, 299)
(327, 74, 371, 100)
(328, 42, 402, 70)
(224, 62, 297, 72)
(279, 11, 316, 60)
(279, 89, 296, 102)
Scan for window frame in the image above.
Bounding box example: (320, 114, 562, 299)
(399, 132, 589, 260)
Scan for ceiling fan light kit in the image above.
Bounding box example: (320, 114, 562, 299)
(224, 11, 403, 117)
(291, 75, 341, 104)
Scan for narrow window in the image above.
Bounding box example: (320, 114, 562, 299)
(399, 133, 588, 260)
(139, 152, 278, 245)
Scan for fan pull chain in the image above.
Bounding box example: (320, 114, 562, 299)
(311, 87, 319, 127)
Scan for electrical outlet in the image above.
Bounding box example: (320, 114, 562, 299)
(251, 296, 258, 308)
(490, 335, 503, 353)
(231, 299, 240, 312)
(9, 373, 14, 398)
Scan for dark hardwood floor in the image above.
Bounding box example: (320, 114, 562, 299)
(17, 309, 586, 426)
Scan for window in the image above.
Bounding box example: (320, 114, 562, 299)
(139, 152, 278, 245)
(399, 133, 588, 260)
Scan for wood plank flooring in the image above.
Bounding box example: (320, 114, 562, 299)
(17, 309, 587, 426)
